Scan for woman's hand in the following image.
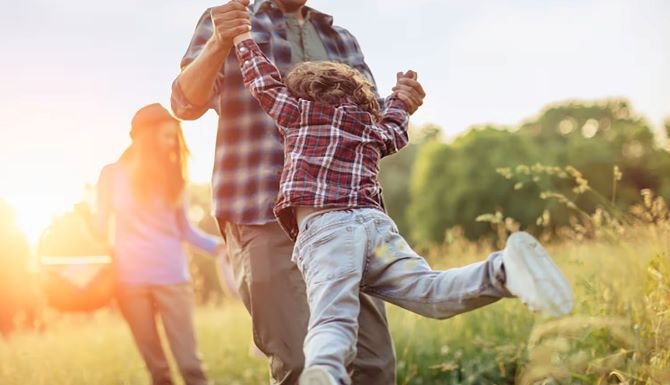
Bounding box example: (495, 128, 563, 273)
(214, 241, 227, 259)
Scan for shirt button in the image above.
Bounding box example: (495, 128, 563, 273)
(244, 60, 250, 66)
(239, 47, 247, 53)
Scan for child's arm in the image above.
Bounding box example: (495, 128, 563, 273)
(377, 70, 423, 156)
(233, 33, 301, 131)
(378, 95, 410, 157)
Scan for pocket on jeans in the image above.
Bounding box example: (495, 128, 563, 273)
(297, 210, 348, 248)
(302, 226, 358, 285)
(311, 230, 338, 248)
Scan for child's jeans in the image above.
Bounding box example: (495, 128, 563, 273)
(292, 208, 512, 384)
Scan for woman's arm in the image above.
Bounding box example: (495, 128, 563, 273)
(176, 198, 221, 256)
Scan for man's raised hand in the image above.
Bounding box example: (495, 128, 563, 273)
(393, 70, 425, 115)
(210, 0, 251, 49)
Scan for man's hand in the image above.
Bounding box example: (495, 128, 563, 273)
(392, 70, 425, 115)
(210, 0, 252, 50)
(172, 0, 251, 119)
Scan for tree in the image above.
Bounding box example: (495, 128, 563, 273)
(408, 127, 542, 243)
(379, 124, 442, 236)
(379, 144, 418, 235)
(0, 199, 38, 335)
(406, 99, 670, 244)
(518, 99, 670, 215)
(38, 206, 106, 257)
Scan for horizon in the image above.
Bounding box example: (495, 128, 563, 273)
(1, 0, 669, 244)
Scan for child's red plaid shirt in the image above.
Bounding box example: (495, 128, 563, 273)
(235, 39, 410, 240)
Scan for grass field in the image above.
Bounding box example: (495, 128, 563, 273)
(1, 225, 669, 385)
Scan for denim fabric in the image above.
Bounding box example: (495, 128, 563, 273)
(293, 208, 510, 384)
(220, 220, 396, 385)
(117, 283, 208, 385)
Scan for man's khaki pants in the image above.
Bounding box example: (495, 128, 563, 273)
(219, 220, 396, 385)
(117, 283, 209, 385)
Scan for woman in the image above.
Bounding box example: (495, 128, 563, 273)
(95, 103, 221, 385)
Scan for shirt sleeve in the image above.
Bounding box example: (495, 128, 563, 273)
(335, 27, 385, 107)
(176, 197, 219, 256)
(234, 38, 301, 132)
(378, 96, 410, 157)
(170, 9, 225, 120)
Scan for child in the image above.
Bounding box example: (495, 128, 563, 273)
(231, 31, 573, 385)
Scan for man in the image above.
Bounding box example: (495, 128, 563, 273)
(171, 1, 425, 384)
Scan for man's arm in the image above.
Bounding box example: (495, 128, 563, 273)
(171, 1, 251, 120)
(233, 35, 301, 130)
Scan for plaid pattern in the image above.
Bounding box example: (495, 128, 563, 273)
(171, 0, 380, 225)
(235, 39, 409, 240)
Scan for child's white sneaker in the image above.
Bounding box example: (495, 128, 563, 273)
(299, 367, 340, 385)
(502, 232, 573, 316)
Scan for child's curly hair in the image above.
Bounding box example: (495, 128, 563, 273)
(285, 61, 382, 122)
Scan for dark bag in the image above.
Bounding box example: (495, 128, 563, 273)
(42, 255, 116, 312)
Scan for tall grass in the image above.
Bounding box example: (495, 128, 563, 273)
(2, 165, 669, 384)
(2, 225, 667, 384)
(0, 304, 268, 385)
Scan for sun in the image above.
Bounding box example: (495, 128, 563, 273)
(7, 197, 56, 248)
(4, 187, 86, 249)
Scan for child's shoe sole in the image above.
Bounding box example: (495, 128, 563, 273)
(502, 232, 574, 316)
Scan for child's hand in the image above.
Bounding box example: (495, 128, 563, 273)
(210, 0, 251, 48)
(392, 70, 425, 114)
(231, 0, 252, 45)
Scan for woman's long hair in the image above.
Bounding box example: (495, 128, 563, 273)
(120, 121, 189, 208)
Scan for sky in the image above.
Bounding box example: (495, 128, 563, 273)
(1, 0, 669, 243)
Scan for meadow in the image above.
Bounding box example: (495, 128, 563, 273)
(3, 97, 668, 384)
(2, 219, 668, 385)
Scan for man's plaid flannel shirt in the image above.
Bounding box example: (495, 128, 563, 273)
(234, 38, 409, 240)
(171, 0, 382, 226)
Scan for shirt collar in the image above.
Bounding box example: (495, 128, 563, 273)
(252, 0, 334, 26)
(251, 0, 272, 14)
